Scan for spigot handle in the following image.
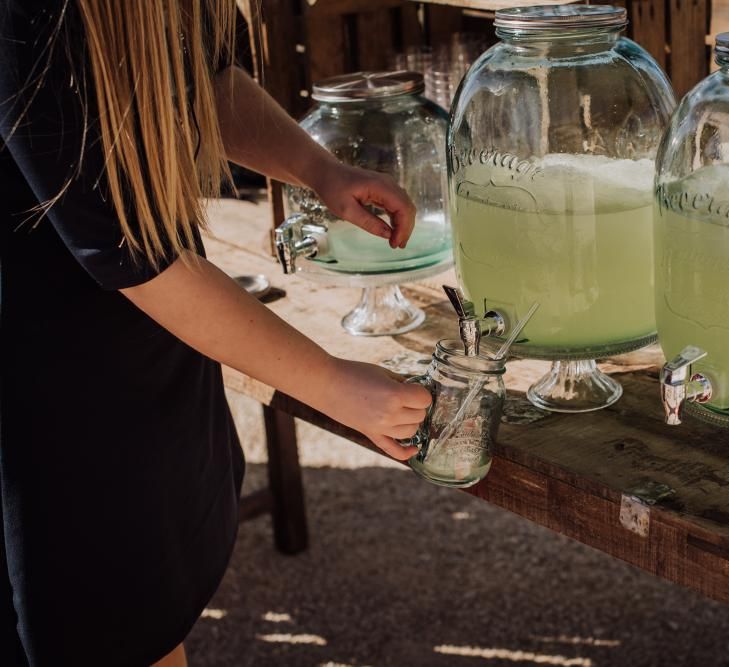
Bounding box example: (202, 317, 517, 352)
(443, 285, 475, 319)
(274, 213, 323, 275)
(442, 286, 512, 356)
(274, 225, 295, 274)
(663, 346, 708, 378)
(443, 285, 480, 355)
(661, 346, 712, 426)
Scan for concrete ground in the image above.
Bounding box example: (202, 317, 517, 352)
(185, 391, 729, 667)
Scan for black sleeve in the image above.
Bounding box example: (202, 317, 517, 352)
(0, 0, 178, 290)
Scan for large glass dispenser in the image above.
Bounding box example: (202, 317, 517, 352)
(276, 72, 451, 336)
(448, 5, 675, 412)
(655, 34, 729, 427)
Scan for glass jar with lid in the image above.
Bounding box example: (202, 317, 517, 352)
(448, 5, 675, 412)
(655, 34, 729, 427)
(275, 71, 451, 336)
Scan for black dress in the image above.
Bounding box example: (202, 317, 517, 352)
(0, 2, 244, 665)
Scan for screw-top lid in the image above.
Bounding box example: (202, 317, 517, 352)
(312, 71, 425, 103)
(494, 4, 627, 32)
(716, 33, 729, 58)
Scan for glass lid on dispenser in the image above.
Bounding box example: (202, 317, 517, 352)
(312, 71, 426, 103)
(493, 5, 627, 32)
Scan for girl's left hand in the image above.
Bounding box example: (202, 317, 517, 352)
(309, 158, 417, 249)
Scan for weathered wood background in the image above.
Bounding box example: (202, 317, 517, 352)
(237, 0, 713, 116)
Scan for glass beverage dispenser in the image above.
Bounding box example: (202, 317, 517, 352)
(655, 34, 729, 426)
(276, 72, 451, 336)
(448, 5, 675, 412)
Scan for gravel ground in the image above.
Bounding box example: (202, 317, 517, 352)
(185, 393, 729, 667)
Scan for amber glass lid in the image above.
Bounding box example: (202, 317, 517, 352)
(312, 71, 425, 103)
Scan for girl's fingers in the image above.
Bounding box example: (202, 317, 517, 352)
(386, 407, 428, 426)
(364, 179, 416, 248)
(370, 434, 418, 461)
(399, 382, 433, 409)
(384, 423, 423, 440)
(342, 202, 393, 240)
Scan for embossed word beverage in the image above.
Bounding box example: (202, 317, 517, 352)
(655, 166, 729, 411)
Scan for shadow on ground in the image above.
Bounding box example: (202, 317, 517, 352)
(186, 463, 729, 667)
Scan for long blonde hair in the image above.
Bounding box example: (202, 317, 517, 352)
(76, 0, 236, 268)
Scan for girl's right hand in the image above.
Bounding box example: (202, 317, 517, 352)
(320, 358, 432, 461)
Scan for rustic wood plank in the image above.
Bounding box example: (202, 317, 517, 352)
(630, 0, 667, 70)
(267, 179, 286, 253)
(306, 0, 405, 17)
(399, 3, 425, 49)
(237, 1, 304, 245)
(241, 0, 303, 114)
(306, 12, 347, 82)
(669, 0, 711, 97)
(416, 0, 576, 10)
(472, 457, 729, 605)
(263, 405, 309, 554)
(425, 4, 463, 47)
(357, 9, 396, 71)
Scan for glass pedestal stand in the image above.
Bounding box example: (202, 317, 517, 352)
(342, 285, 424, 336)
(486, 332, 657, 413)
(302, 258, 453, 337)
(526, 360, 623, 413)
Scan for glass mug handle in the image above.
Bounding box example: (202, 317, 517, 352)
(398, 374, 434, 449)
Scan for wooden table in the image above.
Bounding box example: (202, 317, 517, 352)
(208, 197, 729, 606)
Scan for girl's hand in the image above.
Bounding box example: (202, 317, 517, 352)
(321, 357, 431, 460)
(310, 158, 417, 249)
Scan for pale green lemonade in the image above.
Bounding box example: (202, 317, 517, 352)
(655, 165, 729, 411)
(452, 154, 656, 351)
(322, 211, 450, 272)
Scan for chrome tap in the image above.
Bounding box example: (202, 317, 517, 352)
(660, 346, 713, 425)
(443, 285, 507, 356)
(274, 213, 329, 274)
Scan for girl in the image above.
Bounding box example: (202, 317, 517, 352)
(0, 1, 431, 665)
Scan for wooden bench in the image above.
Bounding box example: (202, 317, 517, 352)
(208, 196, 729, 605)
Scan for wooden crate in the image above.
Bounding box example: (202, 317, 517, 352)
(238, 0, 712, 108)
(595, 0, 712, 98)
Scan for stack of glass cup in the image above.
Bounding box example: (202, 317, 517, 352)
(389, 33, 489, 111)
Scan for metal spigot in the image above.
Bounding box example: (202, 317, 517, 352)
(443, 285, 508, 356)
(482, 310, 507, 338)
(660, 346, 713, 426)
(274, 213, 328, 274)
